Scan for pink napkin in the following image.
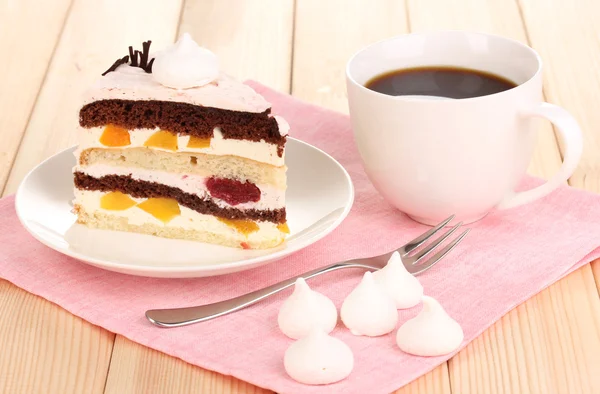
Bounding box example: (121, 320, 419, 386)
(2, 82, 600, 394)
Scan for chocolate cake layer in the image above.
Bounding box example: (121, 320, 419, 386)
(79, 99, 286, 154)
(74, 172, 286, 223)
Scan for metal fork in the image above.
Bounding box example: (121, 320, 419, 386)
(146, 215, 469, 328)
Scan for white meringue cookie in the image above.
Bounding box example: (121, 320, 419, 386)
(284, 330, 354, 385)
(278, 278, 337, 339)
(152, 33, 219, 89)
(372, 251, 423, 309)
(340, 271, 398, 336)
(396, 296, 464, 356)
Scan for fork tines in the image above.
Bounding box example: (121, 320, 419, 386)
(401, 215, 470, 267)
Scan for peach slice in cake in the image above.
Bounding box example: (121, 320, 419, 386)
(73, 35, 288, 249)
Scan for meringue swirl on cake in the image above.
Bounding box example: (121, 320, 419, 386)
(152, 33, 219, 89)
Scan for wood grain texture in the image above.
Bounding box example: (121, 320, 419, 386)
(180, 0, 294, 92)
(292, 0, 408, 112)
(518, 0, 600, 191)
(395, 364, 451, 394)
(1, 1, 599, 394)
(449, 266, 600, 393)
(518, 0, 600, 282)
(0, 280, 114, 394)
(0, 1, 184, 392)
(105, 336, 273, 394)
(2, 0, 184, 196)
(407, 0, 600, 393)
(407, 0, 562, 180)
(0, 0, 72, 193)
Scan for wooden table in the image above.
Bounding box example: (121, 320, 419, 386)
(1, 0, 600, 393)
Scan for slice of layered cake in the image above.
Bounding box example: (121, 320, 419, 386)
(73, 34, 289, 249)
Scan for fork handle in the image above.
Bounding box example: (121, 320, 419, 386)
(145, 261, 373, 328)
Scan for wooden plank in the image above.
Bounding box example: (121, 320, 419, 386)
(103, 340, 449, 394)
(292, 2, 452, 393)
(104, 336, 273, 394)
(0, 280, 114, 394)
(0, 1, 184, 393)
(179, 0, 294, 92)
(2, 0, 184, 196)
(518, 0, 600, 361)
(395, 364, 452, 394)
(103, 1, 295, 392)
(518, 0, 600, 191)
(292, 0, 408, 112)
(519, 0, 600, 286)
(3, 2, 597, 394)
(406, 0, 600, 393)
(0, 0, 72, 193)
(449, 266, 600, 394)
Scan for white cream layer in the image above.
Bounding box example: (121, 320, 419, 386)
(78, 126, 285, 167)
(75, 190, 283, 242)
(84, 67, 271, 113)
(75, 164, 284, 211)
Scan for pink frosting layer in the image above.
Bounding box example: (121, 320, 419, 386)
(83, 65, 271, 113)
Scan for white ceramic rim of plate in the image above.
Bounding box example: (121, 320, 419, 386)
(15, 138, 354, 276)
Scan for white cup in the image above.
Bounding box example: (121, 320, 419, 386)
(346, 31, 583, 225)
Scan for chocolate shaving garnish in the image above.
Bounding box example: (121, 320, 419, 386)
(140, 41, 152, 71)
(146, 58, 155, 73)
(101, 55, 129, 76)
(128, 46, 138, 66)
(102, 40, 154, 76)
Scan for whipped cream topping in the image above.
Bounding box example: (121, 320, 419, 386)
(278, 278, 337, 339)
(85, 68, 271, 113)
(340, 272, 398, 337)
(372, 252, 423, 309)
(152, 33, 219, 89)
(396, 296, 464, 356)
(284, 330, 354, 385)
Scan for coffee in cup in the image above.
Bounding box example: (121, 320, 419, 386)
(346, 31, 582, 225)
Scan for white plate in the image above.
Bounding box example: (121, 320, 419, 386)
(15, 138, 354, 278)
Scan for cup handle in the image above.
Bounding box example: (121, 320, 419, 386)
(497, 102, 583, 210)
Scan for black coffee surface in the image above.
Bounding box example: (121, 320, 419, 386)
(365, 66, 517, 99)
